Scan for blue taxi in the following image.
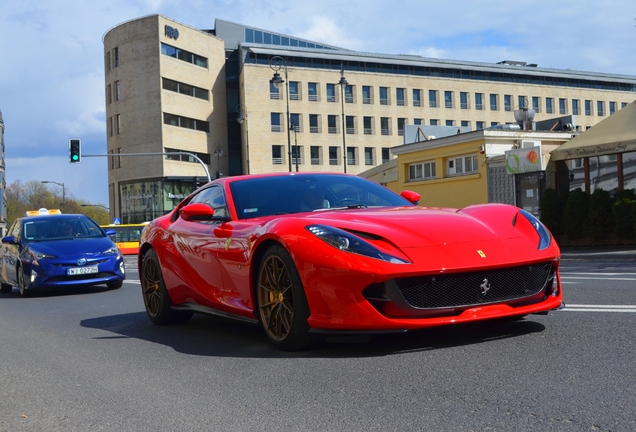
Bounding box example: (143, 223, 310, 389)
(0, 209, 126, 297)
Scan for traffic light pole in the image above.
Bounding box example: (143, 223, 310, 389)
(80, 152, 212, 183)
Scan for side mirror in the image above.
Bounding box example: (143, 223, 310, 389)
(180, 203, 216, 221)
(105, 229, 116, 236)
(400, 190, 420, 205)
(1, 236, 17, 245)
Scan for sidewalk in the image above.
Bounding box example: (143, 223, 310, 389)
(560, 245, 636, 261)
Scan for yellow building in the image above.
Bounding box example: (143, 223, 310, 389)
(103, 15, 636, 223)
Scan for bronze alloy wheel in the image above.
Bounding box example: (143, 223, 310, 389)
(257, 253, 294, 342)
(141, 252, 162, 319)
(140, 249, 192, 325)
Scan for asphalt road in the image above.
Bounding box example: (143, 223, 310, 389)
(1, 252, 635, 432)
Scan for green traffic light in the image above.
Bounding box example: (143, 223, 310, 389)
(72, 154, 79, 161)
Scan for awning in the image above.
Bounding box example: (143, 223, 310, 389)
(551, 99, 636, 161)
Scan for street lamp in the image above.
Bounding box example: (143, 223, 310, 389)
(214, 143, 224, 179)
(236, 104, 250, 174)
(338, 64, 348, 173)
(41, 180, 65, 206)
(270, 55, 292, 172)
(290, 121, 299, 172)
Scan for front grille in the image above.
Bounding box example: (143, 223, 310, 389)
(394, 262, 553, 309)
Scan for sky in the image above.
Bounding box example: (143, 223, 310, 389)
(1, 0, 635, 207)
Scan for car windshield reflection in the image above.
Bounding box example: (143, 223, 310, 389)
(24, 218, 105, 242)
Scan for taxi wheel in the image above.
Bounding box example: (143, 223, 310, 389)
(0, 283, 12, 294)
(107, 281, 123, 289)
(17, 268, 31, 298)
(141, 249, 192, 325)
(256, 244, 317, 351)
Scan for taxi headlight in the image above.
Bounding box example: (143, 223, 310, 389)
(102, 247, 120, 255)
(306, 225, 409, 264)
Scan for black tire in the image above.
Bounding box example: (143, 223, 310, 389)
(107, 280, 123, 289)
(0, 282, 12, 294)
(256, 244, 317, 351)
(18, 267, 31, 298)
(140, 249, 192, 325)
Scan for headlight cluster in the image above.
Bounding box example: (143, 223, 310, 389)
(518, 209, 551, 250)
(306, 225, 409, 264)
(29, 250, 56, 263)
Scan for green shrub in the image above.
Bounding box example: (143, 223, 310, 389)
(562, 188, 589, 240)
(613, 198, 636, 239)
(539, 188, 562, 235)
(584, 188, 613, 240)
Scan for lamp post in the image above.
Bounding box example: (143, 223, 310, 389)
(41, 180, 65, 206)
(270, 56, 292, 172)
(338, 64, 348, 173)
(214, 143, 224, 179)
(236, 104, 250, 174)
(290, 122, 299, 172)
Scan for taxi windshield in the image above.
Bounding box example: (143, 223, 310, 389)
(23, 218, 105, 242)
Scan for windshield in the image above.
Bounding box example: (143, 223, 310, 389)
(230, 174, 414, 220)
(23, 217, 105, 242)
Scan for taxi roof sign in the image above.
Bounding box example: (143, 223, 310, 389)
(25, 208, 62, 217)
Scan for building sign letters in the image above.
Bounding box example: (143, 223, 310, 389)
(505, 146, 543, 174)
(165, 25, 179, 40)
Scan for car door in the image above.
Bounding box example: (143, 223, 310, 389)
(166, 185, 240, 311)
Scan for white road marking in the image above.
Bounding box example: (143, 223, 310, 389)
(563, 304, 636, 312)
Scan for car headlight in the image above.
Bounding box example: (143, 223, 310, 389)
(102, 246, 120, 256)
(517, 209, 551, 250)
(306, 225, 409, 264)
(29, 250, 56, 263)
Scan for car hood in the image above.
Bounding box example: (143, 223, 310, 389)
(302, 206, 518, 248)
(28, 237, 117, 257)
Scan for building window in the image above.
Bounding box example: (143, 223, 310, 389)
(347, 147, 356, 165)
(344, 85, 354, 103)
(490, 94, 498, 111)
(161, 43, 207, 68)
(597, 101, 605, 116)
(460, 92, 469, 109)
(382, 148, 390, 164)
(326, 84, 336, 102)
(163, 113, 208, 132)
(309, 114, 319, 133)
(414, 118, 422, 125)
(270, 82, 280, 100)
(115, 81, 120, 101)
(447, 154, 478, 176)
(363, 116, 373, 135)
(532, 96, 540, 113)
(162, 78, 209, 100)
(327, 115, 337, 134)
(362, 86, 372, 104)
(413, 89, 422, 107)
(380, 87, 389, 105)
(461, 120, 470, 127)
(429, 90, 438, 108)
(585, 100, 592, 115)
(559, 98, 567, 115)
(115, 114, 121, 134)
(310, 146, 321, 165)
(272, 145, 283, 165)
(291, 145, 302, 166)
(430, 119, 439, 126)
(504, 95, 512, 111)
(113, 47, 119, 67)
(364, 147, 374, 165)
(116, 148, 122, 169)
(289, 81, 300, 100)
(396, 88, 406, 106)
(164, 148, 211, 164)
(345, 115, 355, 134)
(105, 51, 111, 72)
(572, 99, 580, 115)
(609, 101, 616, 115)
(622, 102, 628, 109)
(546, 98, 554, 114)
(397, 118, 406, 136)
(476, 121, 485, 130)
(271, 113, 281, 132)
(308, 82, 318, 101)
(475, 93, 484, 110)
(445, 91, 453, 109)
(446, 120, 454, 127)
(518, 95, 527, 109)
(408, 161, 436, 181)
(107, 84, 112, 104)
(108, 117, 113, 137)
(380, 117, 390, 135)
(290, 113, 300, 132)
(329, 146, 338, 165)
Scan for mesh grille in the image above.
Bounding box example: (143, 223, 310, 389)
(394, 262, 553, 309)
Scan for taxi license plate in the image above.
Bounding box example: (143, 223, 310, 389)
(67, 266, 99, 276)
